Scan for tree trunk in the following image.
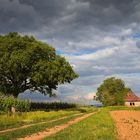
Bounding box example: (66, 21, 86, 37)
(13, 92, 19, 98)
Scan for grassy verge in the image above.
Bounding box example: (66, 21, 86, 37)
(105, 106, 140, 111)
(77, 106, 98, 113)
(0, 113, 84, 140)
(44, 108, 117, 140)
(0, 110, 80, 131)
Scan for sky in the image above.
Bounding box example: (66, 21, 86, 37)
(1, 0, 140, 104)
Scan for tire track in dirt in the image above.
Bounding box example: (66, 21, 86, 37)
(18, 111, 98, 140)
(0, 113, 83, 134)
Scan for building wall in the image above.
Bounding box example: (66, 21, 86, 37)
(125, 102, 140, 106)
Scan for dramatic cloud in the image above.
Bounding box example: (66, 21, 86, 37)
(1, 0, 140, 104)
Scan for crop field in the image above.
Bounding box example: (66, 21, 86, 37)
(0, 106, 140, 140)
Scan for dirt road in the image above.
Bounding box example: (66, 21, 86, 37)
(0, 113, 82, 134)
(18, 111, 98, 140)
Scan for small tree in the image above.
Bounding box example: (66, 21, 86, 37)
(96, 77, 130, 106)
(0, 32, 78, 97)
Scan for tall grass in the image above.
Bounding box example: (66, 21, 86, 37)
(0, 94, 30, 113)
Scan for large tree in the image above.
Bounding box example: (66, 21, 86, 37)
(96, 77, 130, 106)
(0, 32, 78, 97)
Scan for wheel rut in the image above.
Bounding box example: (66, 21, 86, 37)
(18, 111, 98, 140)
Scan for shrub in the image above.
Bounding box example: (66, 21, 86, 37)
(0, 94, 30, 112)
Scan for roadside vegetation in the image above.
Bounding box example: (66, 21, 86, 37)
(0, 94, 30, 113)
(0, 94, 97, 131)
(0, 106, 97, 140)
(0, 113, 83, 140)
(0, 110, 80, 131)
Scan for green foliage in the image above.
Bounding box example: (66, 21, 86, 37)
(0, 95, 77, 112)
(30, 102, 77, 111)
(0, 94, 30, 112)
(96, 77, 130, 106)
(0, 32, 78, 97)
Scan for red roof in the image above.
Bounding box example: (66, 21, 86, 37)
(125, 91, 140, 102)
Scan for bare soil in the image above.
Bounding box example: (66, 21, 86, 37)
(18, 111, 98, 140)
(111, 110, 140, 140)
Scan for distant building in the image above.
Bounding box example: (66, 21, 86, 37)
(125, 91, 140, 106)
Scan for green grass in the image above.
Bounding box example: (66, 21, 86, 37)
(105, 106, 140, 111)
(44, 108, 117, 140)
(0, 110, 80, 131)
(0, 113, 83, 140)
(77, 106, 98, 113)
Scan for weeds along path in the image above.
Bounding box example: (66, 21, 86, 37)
(0, 113, 83, 134)
(18, 111, 98, 140)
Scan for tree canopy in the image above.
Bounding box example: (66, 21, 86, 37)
(0, 32, 78, 97)
(96, 77, 130, 106)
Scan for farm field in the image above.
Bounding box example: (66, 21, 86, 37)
(0, 106, 140, 140)
(111, 110, 140, 140)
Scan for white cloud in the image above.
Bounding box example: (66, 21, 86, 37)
(68, 47, 119, 60)
(85, 92, 96, 100)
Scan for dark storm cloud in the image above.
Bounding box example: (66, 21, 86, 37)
(80, 0, 138, 27)
(0, 0, 140, 34)
(0, 0, 38, 33)
(0, 0, 69, 33)
(1, 0, 140, 102)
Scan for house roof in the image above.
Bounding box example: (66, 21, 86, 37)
(125, 91, 140, 102)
